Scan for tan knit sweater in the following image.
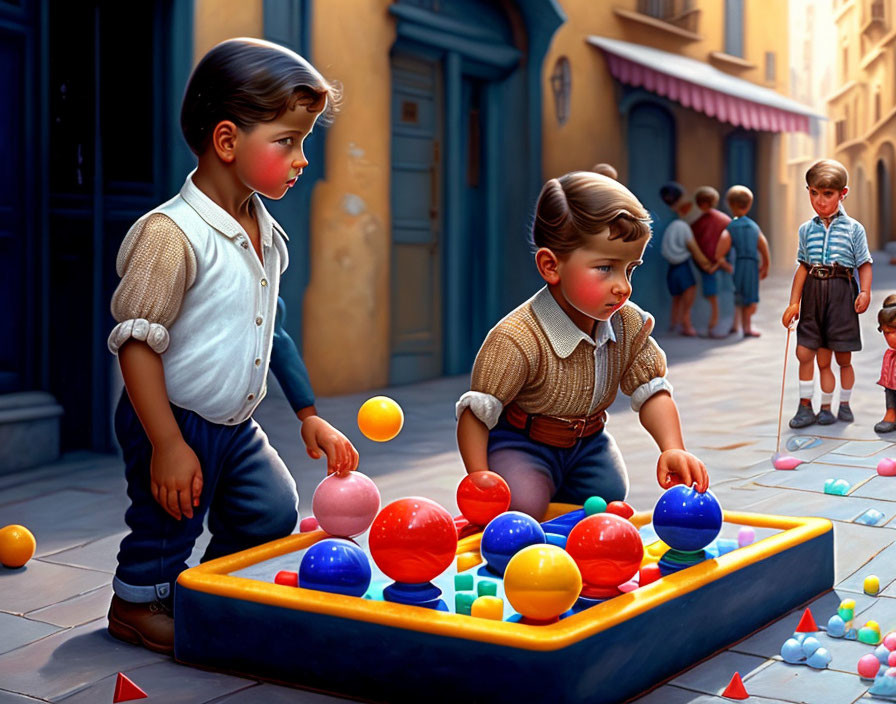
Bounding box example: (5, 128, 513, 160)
(470, 300, 666, 418)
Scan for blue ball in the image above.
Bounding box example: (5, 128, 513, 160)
(299, 538, 372, 597)
(652, 486, 723, 553)
(480, 511, 546, 576)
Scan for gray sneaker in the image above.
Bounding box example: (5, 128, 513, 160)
(816, 408, 836, 425)
(875, 420, 896, 434)
(789, 404, 817, 428)
(838, 404, 854, 423)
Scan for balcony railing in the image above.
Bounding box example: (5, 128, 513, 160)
(637, 0, 699, 33)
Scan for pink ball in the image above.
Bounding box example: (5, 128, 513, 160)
(886, 632, 896, 650)
(299, 516, 320, 533)
(889, 651, 896, 667)
(859, 653, 881, 678)
(878, 458, 896, 476)
(312, 471, 381, 538)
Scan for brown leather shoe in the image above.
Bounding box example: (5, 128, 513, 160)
(107, 594, 174, 654)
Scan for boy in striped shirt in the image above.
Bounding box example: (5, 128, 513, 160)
(782, 159, 873, 428)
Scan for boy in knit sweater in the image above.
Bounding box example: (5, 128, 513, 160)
(455, 172, 709, 520)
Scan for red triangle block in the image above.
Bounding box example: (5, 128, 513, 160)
(795, 607, 818, 633)
(721, 671, 749, 700)
(113, 672, 147, 703)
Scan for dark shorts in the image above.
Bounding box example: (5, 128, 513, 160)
(797, 274, 861, 352)
(699, 270, 718, 298)
(667, 260, 696, 296)
(886, 388, 896, 410)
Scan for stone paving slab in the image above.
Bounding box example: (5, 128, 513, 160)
(736, 490, 896, 524)
(24, 585, 113, 628)
(56, 660, 253, 704)
(0, 455, 125, 508)
(0, 612, 60, 656)
(631, 684, 793, 704)
(213, 683, 358, 703)
(739, 660, 869, 703)
(839, 543, 896, 593)
(0, 620, 165, 700)
(0, 489, 126, 558)
(833, 523, 896, 584)
(752, 463, 877, 492)
(38, 532, 126, 573)
(851, 596, 896, 636)
(0, 560, 110, 615)
(0, 692, 46, 703)
(816, 449, 896, 470)
(669, 650, 771, 695)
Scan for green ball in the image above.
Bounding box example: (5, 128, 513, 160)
(584, 496, 607, 515)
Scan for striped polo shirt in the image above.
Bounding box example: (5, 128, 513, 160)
(797, 205, 872, 268)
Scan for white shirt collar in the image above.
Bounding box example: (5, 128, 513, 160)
(530, 286, 616, 359)
(180, 169, 274, 248)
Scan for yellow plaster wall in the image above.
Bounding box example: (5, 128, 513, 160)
(302, 1, 395, 394)
(194, 0, 264, 62)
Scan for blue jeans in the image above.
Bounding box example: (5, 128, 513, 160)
(113, 392, 298, 603)
(487, 418, 629, 512)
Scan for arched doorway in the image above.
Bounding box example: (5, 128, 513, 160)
(626, 101, 675, 326)
(387, 0, 563, 383)
(876, 143, 895, 245)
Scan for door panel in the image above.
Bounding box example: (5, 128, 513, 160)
(389, 53, 442, 385)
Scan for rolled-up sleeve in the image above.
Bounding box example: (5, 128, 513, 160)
(108, 213, 196, 355)
(457, 329, 531, 428)
(621, 322, 672, 412)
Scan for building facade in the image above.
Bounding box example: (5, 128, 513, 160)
(829, 0, 896, 251)
(2, 0, 816, 464)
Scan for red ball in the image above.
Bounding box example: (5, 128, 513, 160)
(638, 563, 662, 587)
(368, 497, 458, 583)
(605, 501, 635, 520)
(566, 514, 644, 598)
(456, 471, 511, 526)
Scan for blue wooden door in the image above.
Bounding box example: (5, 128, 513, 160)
(724, 132, 757, 209)
(626, 103, 675, 326)
(0, 25, 28, 394)
(389, 54, 443, 385)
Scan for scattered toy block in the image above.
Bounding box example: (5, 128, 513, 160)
(113, 673, 147, 703)
(721, 671, 749, 700)
(795, 607, 818, 633)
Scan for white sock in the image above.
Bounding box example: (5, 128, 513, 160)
(840, 388, 852, 404)
(821, 392, 833, 406)
(799, 380, 814, 400)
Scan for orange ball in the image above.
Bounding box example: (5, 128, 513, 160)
(0, 524, 36, 568)
(357, 396, 404, 442)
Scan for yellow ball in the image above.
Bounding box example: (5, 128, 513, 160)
(864, 575, 881, 596)
(357, 396, 404, 442)
(503, 544, 582, 622)
(0, 524, 36, 568)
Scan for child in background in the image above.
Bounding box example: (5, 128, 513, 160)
(874, 295, 896, 434)
(455, 172, 709, 521)
(106, 39, 359, 653)
(659, 182, 713, 337)
(782, 159, 872, 428)
(714, 186, 770, 337)
(691, 186, 732, 338)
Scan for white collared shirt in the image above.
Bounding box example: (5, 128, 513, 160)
(108, 171, 289, 425)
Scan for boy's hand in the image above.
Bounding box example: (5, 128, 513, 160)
(782, 303, 800, 328)
(759, 264, 769, 279)
(657, 449, 709, 493)
(855, 290, 871, 314)
(301, 415, 360, 475)
(150, 438, 203, 520)
(718, 260, 733, 274)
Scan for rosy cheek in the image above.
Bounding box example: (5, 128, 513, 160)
(244, 145, 288, 192)
(566, 270, 612, 309)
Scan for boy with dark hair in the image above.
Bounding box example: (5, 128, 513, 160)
(106, 38, 358, 654)
(782, 159, 873, 427)
(691, 186, 732, 338)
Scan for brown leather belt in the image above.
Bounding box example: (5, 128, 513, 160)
(504, 402, 606, 448)
(807, 263, 853, 280)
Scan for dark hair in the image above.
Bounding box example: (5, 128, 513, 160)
(694, 186, 720, 208)
(659, 182, 685, 207)
(879, 294, 896, 331)
(806, 159, 848, 190)
(181, 38, 340, 155)
(531, 171, 651, 255)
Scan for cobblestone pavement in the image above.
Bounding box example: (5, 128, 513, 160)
(4, 259, 896, 703)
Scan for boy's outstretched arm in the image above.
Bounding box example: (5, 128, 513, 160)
(119, 340, 202, 521)
(855, 261, 872, 313)
(638, 390, 709, 492)
(782, 264, 808, 327)
(269, 297, 358, 475)
(457, 408, 490, 474)
(757, 232, 771, 279)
